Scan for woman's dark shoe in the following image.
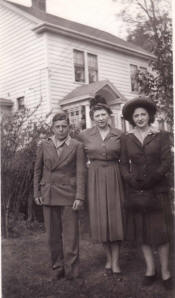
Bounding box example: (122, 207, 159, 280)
(142, 272, 157, 286)
(56, 269, 65, 280)
(112, 272, 123, 280)
(104, 268, 112, 276)
(162, 277, 173, 290)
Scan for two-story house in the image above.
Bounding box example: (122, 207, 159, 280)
(0, 0, 155, 129)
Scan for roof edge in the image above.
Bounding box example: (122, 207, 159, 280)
(33, 23, 155, 60)
(1, 0, 41, 24)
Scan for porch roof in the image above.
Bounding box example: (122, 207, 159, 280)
(0, 98, 13, 106)
(60, 80, 127, 106)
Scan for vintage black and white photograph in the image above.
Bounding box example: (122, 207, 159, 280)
(1, 0, 174, 297)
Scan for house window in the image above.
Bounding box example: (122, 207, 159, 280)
(140, 66, 147, 72)
(130, 64, 139, 92)
(65, 106, 86, 129)
(73, 50, 85, 82)
(17, 96, 25, 110)
(88, 53, 98, 83)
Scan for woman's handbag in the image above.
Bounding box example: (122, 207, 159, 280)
(125, 189, 162, 213)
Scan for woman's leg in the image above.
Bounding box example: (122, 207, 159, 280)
(141, 244, 155, 276)
(158, 242, 171, 280)
(111, 242, 121, 273)
(103, 242, 112, 269)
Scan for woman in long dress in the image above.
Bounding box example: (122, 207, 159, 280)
(120, 96, 172, 290)
(79, 95, 124, 275)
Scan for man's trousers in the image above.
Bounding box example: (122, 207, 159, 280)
(43, 205, 79, 278)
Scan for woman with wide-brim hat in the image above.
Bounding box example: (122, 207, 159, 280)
(120, 96, 173, 290)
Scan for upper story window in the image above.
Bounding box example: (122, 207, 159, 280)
(73, 50, 85, 83)
(88, 53, 98, 83)
(17, 96, 25, 110)
(73, 50, 98, 84)
(130, 64, 148, 92)
(130, 64, 139, 92)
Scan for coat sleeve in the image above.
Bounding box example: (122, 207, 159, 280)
(119, 134, 139, 189)
(33, 142, 44, 198)
(155, 131, 171, 176)
(75, 142, 86, 201)
(143, 131, 171, 189)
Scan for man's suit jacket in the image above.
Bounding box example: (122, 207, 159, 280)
(34, 137, 85, 206)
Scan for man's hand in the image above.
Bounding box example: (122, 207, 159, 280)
(72, 199, 83, 211)
(34, 197, 43, 206)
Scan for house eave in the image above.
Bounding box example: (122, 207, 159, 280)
(0, 98, 13, 106)
(60, 95, 94, 106)
(60, 94, 123, 107)
(33, 23, 155, 60)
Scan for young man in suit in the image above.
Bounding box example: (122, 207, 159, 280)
(34, 111, 85, 280)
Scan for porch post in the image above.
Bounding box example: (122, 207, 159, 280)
(85, 103, 91, 128)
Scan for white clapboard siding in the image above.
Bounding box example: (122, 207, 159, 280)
(47, 33, 150, 110)
(0, 4, 50, 115)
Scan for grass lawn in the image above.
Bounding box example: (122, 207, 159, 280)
(2, 227, 175, 298)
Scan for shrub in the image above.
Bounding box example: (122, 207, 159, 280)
(1, 109, 51, 237)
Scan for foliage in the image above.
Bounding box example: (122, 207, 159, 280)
(135, 21, 173, 129)
(1, 108, 51, 237)
(1, 108, 83, 238)
(112, 0, 173, 130)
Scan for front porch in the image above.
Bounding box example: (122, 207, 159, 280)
(60, 80, 127, 130)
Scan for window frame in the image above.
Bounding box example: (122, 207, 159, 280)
(73, 49, 98, 84)
(17, 96, 25, 110)
(130, 64, 139, 93)
(87, 53, 98, 84)
(73, 49, 86, 83)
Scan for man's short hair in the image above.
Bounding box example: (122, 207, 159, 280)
(52, 111, 70, 125)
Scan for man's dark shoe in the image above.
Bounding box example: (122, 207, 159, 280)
(52, 261, 62, 270)
(56, 269, 65, 280)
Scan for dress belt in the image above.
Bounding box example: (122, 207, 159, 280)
(89, 160, 117, 167)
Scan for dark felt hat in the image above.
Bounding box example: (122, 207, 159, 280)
(89, 95, 112, 119)
(122, 96, 157, 122)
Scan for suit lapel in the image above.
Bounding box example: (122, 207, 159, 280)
(45, 140, 61, 169)
(52, 139, 75, 170)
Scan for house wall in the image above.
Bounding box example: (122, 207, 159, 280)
(46, 32, 150, 111)
(1, 2, 151, 124)
(0, 3, 50, 116)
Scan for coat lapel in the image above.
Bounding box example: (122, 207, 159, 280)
(143, 133, 157, 146)
(45, 140, 61, 169)
(127, 133, 143, 148)
(52, 139, 75, 170)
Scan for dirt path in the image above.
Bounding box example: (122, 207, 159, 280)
(2, 232, 174, 298)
